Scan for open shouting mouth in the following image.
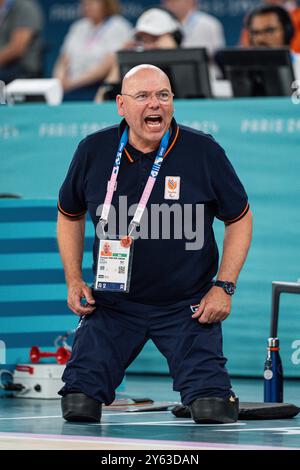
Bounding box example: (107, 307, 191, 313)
(144, 115, 163, 128)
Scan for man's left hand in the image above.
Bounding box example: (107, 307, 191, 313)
(191, 286, 232, 324)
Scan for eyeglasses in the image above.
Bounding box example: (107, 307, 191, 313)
(249, 26, 282, 37)
(121, 90, 174, 103)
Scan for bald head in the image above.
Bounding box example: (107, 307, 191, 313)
(116, 64, 174, 153)
(121, 64, 171, 94)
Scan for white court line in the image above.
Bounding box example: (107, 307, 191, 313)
(103, 411, 171, 416)
(218, 426, 300, 434)
(0, 415, 61, 420)
(0, 411, 171, 421)
(85, 421, 246, 427)
(0, 414, 246, 427)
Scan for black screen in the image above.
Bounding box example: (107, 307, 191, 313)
(117, 48, 212, 99)
(217, 47, 295, 97)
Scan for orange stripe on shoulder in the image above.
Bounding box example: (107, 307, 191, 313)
(225, 203, 250, 225)
(58, 201, 86, 218)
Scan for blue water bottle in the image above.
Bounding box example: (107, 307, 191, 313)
(264, 337, 283, 403)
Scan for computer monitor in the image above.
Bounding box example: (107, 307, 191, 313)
(217, 47, 295, 97)
(117, 48, 212, 99)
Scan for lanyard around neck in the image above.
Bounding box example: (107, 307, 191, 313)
(100, 126, 170, 235)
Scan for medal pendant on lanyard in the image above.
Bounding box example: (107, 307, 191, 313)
(94, 127, 170, 293)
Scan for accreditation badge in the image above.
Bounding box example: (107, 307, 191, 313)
(94, 236, 134, 293)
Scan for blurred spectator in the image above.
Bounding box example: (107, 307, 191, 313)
(247, 5, 295, 47)
(161, 0, 225, 56)
(216, 5, 299, 83)
(240, 1, 300, 52)
(131, 7, 183, 50)
(94, 7, 183, 102)
(246, 5, 300, 78)
(0, 0, 44, 83)
(53, 0, 133, 97)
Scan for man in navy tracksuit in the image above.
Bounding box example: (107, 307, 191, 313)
(57, 64, 253, 424)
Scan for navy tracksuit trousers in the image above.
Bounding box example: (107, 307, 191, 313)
(59, 299, 232, 406)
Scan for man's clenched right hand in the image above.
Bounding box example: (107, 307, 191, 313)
(67, 280, 96, 316)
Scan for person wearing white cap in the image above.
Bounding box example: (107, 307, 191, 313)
(94, 7, 183, 101)
(134, 7, 183, 49)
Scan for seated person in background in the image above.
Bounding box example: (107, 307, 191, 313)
(240, 1, 300, 53)
(94, 7, 183, 102)
(247, 5, 295, 48)
(53, 0, 133, 98)
(130, 6, 183, 50)
(246, 5, 300, 77)
(0, 0, 44, 83)
(162, 0, 225, 56)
